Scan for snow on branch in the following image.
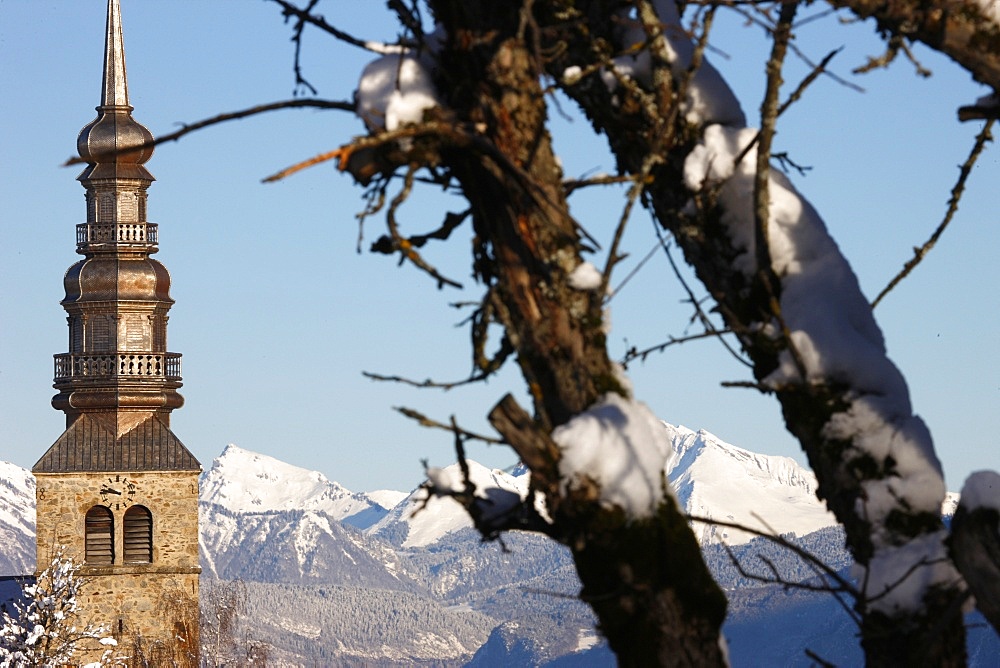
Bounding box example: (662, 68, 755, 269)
(0, 549, 117, 667)
(647, 0, 957, 614)
(949, 470, 1000, 633)
(553, 393, 673, 519)
(357, 54, 442, 132)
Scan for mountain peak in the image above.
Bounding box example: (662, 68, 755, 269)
(661, 424, 836, 544)
(201, 444, 383, 528)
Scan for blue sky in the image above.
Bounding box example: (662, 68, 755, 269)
(1, 1, 997, 494)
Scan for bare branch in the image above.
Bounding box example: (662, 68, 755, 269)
(392, 406, 504, 445)
(488, 394, 562, 499)
(268, 0, 405, 53)
(871, 119, 995, 308)
(753, 0, 811, 385)
(687, 514, 861, 607)
(622, 329, 735, 366)
(64, 99, 353, 167)
(381, 166, 464, 289)
(363, 369, 501, 391)
(655, 225, 752, 368)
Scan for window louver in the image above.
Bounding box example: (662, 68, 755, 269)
(123, 505, 152, 563)
(85, 506, 114, 565)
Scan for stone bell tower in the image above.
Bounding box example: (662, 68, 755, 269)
(32, 0, 200, 663)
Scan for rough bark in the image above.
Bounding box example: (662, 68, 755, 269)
(325, 0, 1000, 663)
(535, 0, 969, 663)
(828, 0, 1000, 90)
(423, 3, 728, 663)
(949, 504, 1000, 634)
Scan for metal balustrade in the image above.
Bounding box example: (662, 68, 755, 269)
(54, 352, 181, 380)
(76, 222, 158, 246)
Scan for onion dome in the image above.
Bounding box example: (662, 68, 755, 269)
(62, 257, 173, 304)
(76, 0, 154, 183)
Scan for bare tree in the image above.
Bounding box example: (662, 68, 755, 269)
(0, 550, 118, 667)
(200, 579, 269, 668)
(135, 0, 1000, 664)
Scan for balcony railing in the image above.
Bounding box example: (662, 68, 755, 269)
(54, 353, 181, 380)
(76, 222, 158, 247)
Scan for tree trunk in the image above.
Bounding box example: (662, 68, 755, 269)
(429, 2, 728, 663)
(537, 1, 968, 663)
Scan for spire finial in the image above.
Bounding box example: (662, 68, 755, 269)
(101, 0, 129, 108)
(77, 0, 154, 181)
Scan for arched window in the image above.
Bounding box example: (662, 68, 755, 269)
(85, 506, 114, 565)
(123, 505, 152, 563)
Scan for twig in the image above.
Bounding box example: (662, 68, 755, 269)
(363, 370, 496, 390)
(804, 648, 837, 667)
(262, 146, 347, 183)
(384, 165, 464, 289)
(611, 242, 658, 296)
(288, 0, 321, 95)
(727, 3, 863, 94)
(621, 329, 734, 366)
(393, 407, 504, 445)
(688, 514, 861, 613)
(871, 119, 995, 308)
(655, 224, 752, 368)
(731, 42, 836, 176)
(64, 99, 353, 167)
(563, 173, 635, 194)
(268, 0, 403, 53)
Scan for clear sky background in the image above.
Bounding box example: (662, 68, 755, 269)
(1, 1, 997, 494)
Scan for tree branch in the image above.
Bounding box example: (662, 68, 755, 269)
(871, 119, 995, 308)
(64, 99, 353, 167)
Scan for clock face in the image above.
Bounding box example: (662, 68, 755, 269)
(99, 475, 138, 510)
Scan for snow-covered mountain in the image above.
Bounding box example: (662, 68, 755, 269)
(662, 424, 837, 544)
(1, 432, 992, 665)
(0, 461, 34, 576)
(198, 445, 417, 589)
(370, 425, 839, 548)
(200, 444, 389, 529)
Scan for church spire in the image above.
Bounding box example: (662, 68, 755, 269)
(37, 0, 197, 471)
(31, 5, 201, 661)
(100, 0, 130, 109)
(76, 0, 154, 183)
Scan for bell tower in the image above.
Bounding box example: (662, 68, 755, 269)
(33, 1, 200, 663)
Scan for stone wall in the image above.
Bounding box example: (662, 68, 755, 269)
(34, 469, 200, 665)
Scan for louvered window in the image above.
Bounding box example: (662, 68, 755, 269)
(70, 317, 83, 352)
(85, 506, 114, 565)
(123, 506, 152, 563)
(90, 316, 111, 352)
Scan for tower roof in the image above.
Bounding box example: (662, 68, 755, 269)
(34, 415, 199, 473)
(100, 0, 130, 108)
(76, 0, 154, 182)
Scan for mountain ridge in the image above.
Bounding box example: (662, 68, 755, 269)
(1, 427, 989, 665)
